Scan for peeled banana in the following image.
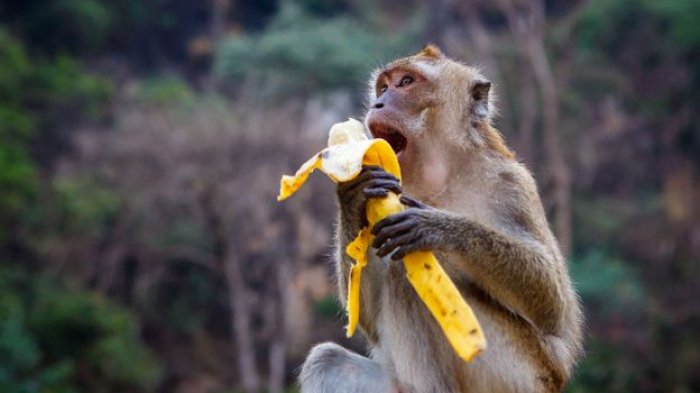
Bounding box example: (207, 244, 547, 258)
(278, 118, 486, 362)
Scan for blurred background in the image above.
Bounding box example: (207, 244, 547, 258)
(0, 0, 699, 392)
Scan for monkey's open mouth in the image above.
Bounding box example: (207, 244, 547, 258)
(369, 123, 408, 156)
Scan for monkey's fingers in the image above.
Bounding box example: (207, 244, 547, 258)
(371, 220, 414, 249)
(338, 173, 392, 209)
(363, 179, 402, 195)
(376, 232, 420, 258)
(337, 169, 374, 193)
(370, 210, 413, 235)
(399, 195, 429, 209)
(338, 169, 399, 195)
(364, 189, 389, 198)
(390, 244, 423, 260)
(361, 165, 400, 181)
(360, 165, 384, 172)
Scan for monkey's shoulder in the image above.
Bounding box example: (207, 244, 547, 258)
(484, 162, 552, 242)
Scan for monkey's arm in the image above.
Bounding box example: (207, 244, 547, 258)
(334, 167, 402, 343)
(372, 201, 567, 335)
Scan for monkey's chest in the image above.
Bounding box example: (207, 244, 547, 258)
(373, 254, 544, 393)
(374, 256, 460, 392)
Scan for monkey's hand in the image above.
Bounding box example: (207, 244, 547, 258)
(337, 165, 402, 230)
(371, 196, 447, 260)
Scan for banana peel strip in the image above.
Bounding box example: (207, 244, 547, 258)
(277, 119, 486, 362)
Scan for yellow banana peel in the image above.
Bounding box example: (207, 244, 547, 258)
(277, 118, 486, 362)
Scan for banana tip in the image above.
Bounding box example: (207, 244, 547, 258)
(345, 326, 356, 338)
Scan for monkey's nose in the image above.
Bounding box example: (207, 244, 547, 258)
(373, 102, 384, 109)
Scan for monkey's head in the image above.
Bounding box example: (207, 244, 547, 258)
(365, 45, 511, 195)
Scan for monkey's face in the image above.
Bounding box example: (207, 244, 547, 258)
(365, 59, 440, 171)
(365, 46, 498, 195)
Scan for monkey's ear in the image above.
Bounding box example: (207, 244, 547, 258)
(470, 80, 491, 120)
(418, 44, 444, 59)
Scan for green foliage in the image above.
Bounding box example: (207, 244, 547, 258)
(645, 0, 700, 50)
(0, 139, 37, 220)
(569, 338, 640, 393)
(0, 30, 32, 104)
(574, 0, 700, 55)
(568, 250, 648, 393)
(0, 267, 161, 393)
(34, 0, 112, 52)
(0, 28, 112, 240)
(572, 196, 662, 252)
(215, 2, 416, 97)
(295, 0, 350, 17)
(570, 250, 645, 312)
(147, 264, 220, 335)
(573, 198, 626, 247)
(32, 55, 113, 121)
(136, 75, 195, 105)
(0, 28, 112, 125)
(52, 176, 121, 235)
(575, 0, 642, 55)
(313, 296, 343, 320)
(574, 0, 700, 108)
(0, 30, 38, 238)
(0, 33, 110, 118)
(3, 0, 148, 55)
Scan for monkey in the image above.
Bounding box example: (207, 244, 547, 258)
(299, 45, 583, 393)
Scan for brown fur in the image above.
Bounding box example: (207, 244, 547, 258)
(300, 48, 583, 393)
(483, 124, 515, 159)
(418, 44, 444, 59)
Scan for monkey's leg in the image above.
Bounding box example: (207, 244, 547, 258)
(299, 342, 395, 393)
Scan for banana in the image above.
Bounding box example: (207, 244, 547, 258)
(278, 118, 486, 362)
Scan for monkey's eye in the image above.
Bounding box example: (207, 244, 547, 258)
(399, 75, 414, 87)
(379, 84, 388, 94)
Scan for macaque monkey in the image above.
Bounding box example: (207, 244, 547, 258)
(299, 45, 583, 393)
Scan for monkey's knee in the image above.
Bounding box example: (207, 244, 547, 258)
(299, 342, 393, 393)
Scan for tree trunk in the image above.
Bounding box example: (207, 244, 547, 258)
(462, 0, 496, 68)
(268, 335, 286, 393)
(211, 0, 230, 44)
(516, 67, 537, 166)
(529, 40, 572, 256)
(268, 258, 292, 393)
(199, 185, 261, 392)
(496, 0, 572, 255)
(224, 251, 261, 393)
